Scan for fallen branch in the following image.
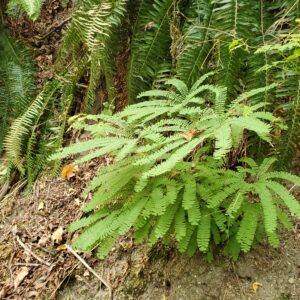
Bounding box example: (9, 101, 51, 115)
(15, 235, 51, 267)
(65, 244, 113, 299)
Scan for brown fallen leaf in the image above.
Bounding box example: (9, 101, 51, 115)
(181, 129, 197, 141)
(38, 236, 49, 246)
(38, 202, 44, 210)
(144, 21, 155, 31)
(56, 244, 67, 251)
(252, 281, 262, 293)
(51, 227, 64, 244)
(14, 267, 29, 289)
(61, 164, 79, 180)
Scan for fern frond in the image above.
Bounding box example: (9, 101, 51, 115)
(197, 209, 211, 252)
(177, 0, 214, 86)
(182, 175, 197, 210)
(5, 82, 60, 173)
(267, 181, 300, 219)
(154, 202, 178, 238)
(97, 232, 118, 259)
(143, 136, 207, 179)
(127, 0, 173, 102)
(174, 207, 187, 242)
(236, 204, 259, 252)
(68, 208, 109, 233)
(254, 183, 277, 234)
(7, 0, 43, 20)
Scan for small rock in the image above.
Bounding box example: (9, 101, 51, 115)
(288, 278, 295, 284)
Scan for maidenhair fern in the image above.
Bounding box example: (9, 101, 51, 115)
(51, 75, 300, 260)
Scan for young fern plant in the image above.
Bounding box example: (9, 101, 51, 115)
(50, 74, 300, 260)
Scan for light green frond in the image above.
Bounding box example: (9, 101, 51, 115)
(197, 209, 211, 252)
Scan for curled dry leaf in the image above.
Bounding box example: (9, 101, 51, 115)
(56, 244, 67, 251)
(181, 129, 198, 141)
(144, 21, 155, 31)
(14, 267, 29, 289)
(51, 227, 64, 244)
(252, 281, 262, 293)
(61, 164, 79, 180)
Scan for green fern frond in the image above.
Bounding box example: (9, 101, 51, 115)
(182, 175, 197, 210)
(187, 199, 201, 226)
(97, 232, 118, 259)
(254, 183, 277, 234)
(7, 0, 43, 20)
(127, 0, 173, 103)
(5, 81, 60, 173)
(197, 209, 211, 252)
(267, 181, 300, 219)
(236, 204, 259, 252)
(68, 208, 109, 233)
(176, 0, 214, 86)
(154, 202, 179, 238)
(174, 207, 187, 242)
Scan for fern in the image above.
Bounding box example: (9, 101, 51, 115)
(0, 30, 36, 152)
(176, 0, 214, 86)
(48, 75, 300, 260)
(197, 209, 211, 252)
(7, 0, 43, 20)
(5, 82, 60, 173)
(127, 0, 173, 103)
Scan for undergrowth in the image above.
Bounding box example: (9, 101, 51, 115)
(1, 0, 300, 260)
(51, 76, 300, 260)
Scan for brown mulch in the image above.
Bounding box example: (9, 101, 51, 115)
(0, 159, 112, 299)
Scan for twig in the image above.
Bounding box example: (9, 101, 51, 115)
(65, 244, 113, 299)
(289, 184, 296, 192)
(15, 235, 51, 267)
(14, 263, 40, 267)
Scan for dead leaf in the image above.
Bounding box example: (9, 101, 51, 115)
(38, 202, 44, 210)
(0, 245, 13, 260)
(74, 198, 81, 206)
(144, 21, 155, 31)
(169, 171, 178, 178)
(56, 244, 67, 251)
(61, 164, 79, 180)
(181, 129, 197, 141)
(252, 281, 262, 293)
(38, 236, 49, 246)
(51, 227, 64, 244)
(14, 267, 29, 289)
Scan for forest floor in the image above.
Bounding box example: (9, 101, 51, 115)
(1, 1, 300, 299)
(0, 160, 300, 300)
